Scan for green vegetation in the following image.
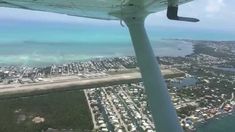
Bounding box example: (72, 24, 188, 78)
(177, 105, 197, 118)
(164, 73, 185, 78)
(0, 89, 93, 132)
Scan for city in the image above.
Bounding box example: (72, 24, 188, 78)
(0, 40, 235, 132)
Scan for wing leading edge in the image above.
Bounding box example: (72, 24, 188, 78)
(0, 0, 193, 20)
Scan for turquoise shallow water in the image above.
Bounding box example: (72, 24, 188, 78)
(0, 22, 200, 66)
(0, 40, 193, 66)
(1, 21, 235, 66)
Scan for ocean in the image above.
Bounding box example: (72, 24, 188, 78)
(1, 21, 235, 66)
(0, 21, 194, 66)
(1, 21, 235, 131)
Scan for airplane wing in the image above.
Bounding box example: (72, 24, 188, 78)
(0, 0, 197, 132)
(0, 0, 192, 20)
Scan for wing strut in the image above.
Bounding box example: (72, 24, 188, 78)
(124, 17, 183, 132)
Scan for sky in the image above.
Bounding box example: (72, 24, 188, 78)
(0, 0, 234, 31)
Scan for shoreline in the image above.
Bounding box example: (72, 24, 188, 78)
(0, 39, 195, 67)
(195, 111, 235, 131)
(186, 92, 235, 131)
(194, 92, 235, 131)
(1, 39, 235, 131)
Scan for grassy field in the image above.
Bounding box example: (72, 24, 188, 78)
(0, 89, 93, 132)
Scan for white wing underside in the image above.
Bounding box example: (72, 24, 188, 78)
(0, 0, 192, 20)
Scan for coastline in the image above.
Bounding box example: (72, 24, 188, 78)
(183, 101, 235, 131)
(0, 39, 194, 67)
(195, 111, 235, 132)
(193, 92, 235, 131)
(0, 40, 235, 131)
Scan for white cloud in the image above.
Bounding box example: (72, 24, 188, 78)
(206, 0, 225, 13)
